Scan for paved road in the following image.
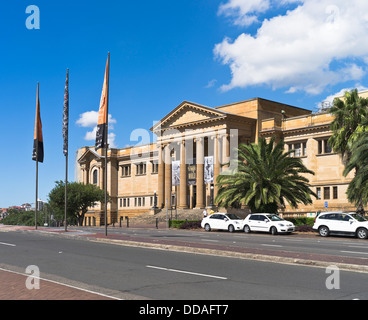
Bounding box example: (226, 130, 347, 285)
(83, 226, 368, 260)
(1, 230, 368, 300)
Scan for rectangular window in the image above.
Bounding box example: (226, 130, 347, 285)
(136, 163, 147, 175)
(121, 165, 131, 177)
(324, 139, 332, 154)
(151, 161, 159, 174)
(318, 140, 323, 154)
(316, 187, 321, 200)
(288, 141, 307, 157)
(317, 138, 332, 155)
(333, 186, 338, 199)
(294, 143, 301, 157)
(324, 187, 330, 200)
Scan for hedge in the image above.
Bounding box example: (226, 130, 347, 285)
(169, 219, 202, 229)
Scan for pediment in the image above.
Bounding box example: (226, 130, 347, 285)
(151, 101, 227, 132)
(78, 148, 104, 163)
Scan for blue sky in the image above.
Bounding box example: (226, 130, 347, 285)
(1, 0, 368, 208)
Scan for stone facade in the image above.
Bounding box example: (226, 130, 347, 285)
(76, 96, 359, 225)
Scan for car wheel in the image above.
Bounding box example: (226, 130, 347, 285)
(204, 224, 211, 232)
(228, 225, 235, 233)
(318, 226, 329, 237)
(356, 228, 368, 239)
(270, 226, 278, 235)
(244, 225, 251, 233)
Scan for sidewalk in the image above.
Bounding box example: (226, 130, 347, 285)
(0, 268, 116, 300)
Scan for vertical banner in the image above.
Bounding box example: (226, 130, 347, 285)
(172, 160, 180, 186)
(32, 83, 44, 163)
(63, 69, 69, 156)
(95, 54, 110, 150)
(187, 160, 196, 185)
(204, 156, 214, 184)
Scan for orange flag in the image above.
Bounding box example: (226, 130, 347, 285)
(32, 83, 44, 163)
(95, 53, 110, 150)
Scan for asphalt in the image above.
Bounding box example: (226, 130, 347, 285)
(1, 223, 368, 300)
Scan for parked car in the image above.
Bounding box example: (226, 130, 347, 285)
(313, 211, 368, 239)
(243, 213, 295, 235)
(201, 213, 244, 232)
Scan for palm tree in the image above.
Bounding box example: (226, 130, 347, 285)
(328, 88, 368, 164)
(343, 120, 368, 212)
(215, 137, 316, 213)
(329, 89, 368, 213)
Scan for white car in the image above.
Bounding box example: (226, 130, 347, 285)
(243, 213, 295, 235)
(313, 211, 368, 239)
(201, 213, 244, 232)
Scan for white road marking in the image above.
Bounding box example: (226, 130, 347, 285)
(146, 265, 227, 280)
(0, 267, 121, 300)
(0, 242, 16, 247)
(261, 244, 283, 248)
(341, 250, 368, 255)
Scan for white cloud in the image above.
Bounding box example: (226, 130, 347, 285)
(205, 79, 217, 88)
(318, 85, 368, 109)
(218, 0, 271, 26)
(215, 0, 368, 95)
(76, 110, 117, 147)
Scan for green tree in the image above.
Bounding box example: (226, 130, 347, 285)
(328, 88, 368, 164)
(215, 137, 316, 213)
(48, 181, 108, 226)
(343, 122, 368, 213)
(329, 89, 368, 213)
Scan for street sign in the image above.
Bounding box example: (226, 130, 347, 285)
(325, 201, 328, 208)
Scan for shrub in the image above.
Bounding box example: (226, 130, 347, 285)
(179, 220, 202, 229)
(169, 219, 202, 229)
(285, 217, 315, 226)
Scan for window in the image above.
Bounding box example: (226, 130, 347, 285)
(317, 138, 332, 155)
(288, 141, 307, 157)
(121, 165, 131, 177)
(333, 186, 338, 199)
(151, 161, 159, 174)
(316, 187, 321, 200)
(136, 163, 146, 175)
(324, 187, 330, 200)
(92, 169, 98, 185)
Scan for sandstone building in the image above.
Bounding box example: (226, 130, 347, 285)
(76, 95, 359, 226)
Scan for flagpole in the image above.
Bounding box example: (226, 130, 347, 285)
(104, 52, 110, 237)
(35, 82, 39, 230)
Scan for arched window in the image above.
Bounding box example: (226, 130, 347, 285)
(93, 169, 98, 185)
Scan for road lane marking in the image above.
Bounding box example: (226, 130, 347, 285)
(341, 251, 368, 255)
(146, 265, 227, 280)
(201, 239, 219, 242)
(261, 244, 283, 248)
(0, 242, 16, 247)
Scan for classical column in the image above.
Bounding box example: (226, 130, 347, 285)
(164, 144, 172, 208)
(196, 137, 205, 208)
(157, 145, 165, 208)
(179, 140, 188, 209)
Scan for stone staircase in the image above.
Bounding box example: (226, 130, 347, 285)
(129, 208, 204, 224)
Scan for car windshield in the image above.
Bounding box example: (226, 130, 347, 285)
(226, 214, 241, 220)
(266, 214, 284, 221)
(351, 214, 367, 222)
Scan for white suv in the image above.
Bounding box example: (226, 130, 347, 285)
(313, 211, 368, 239)
(243, 213, 295, 235)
